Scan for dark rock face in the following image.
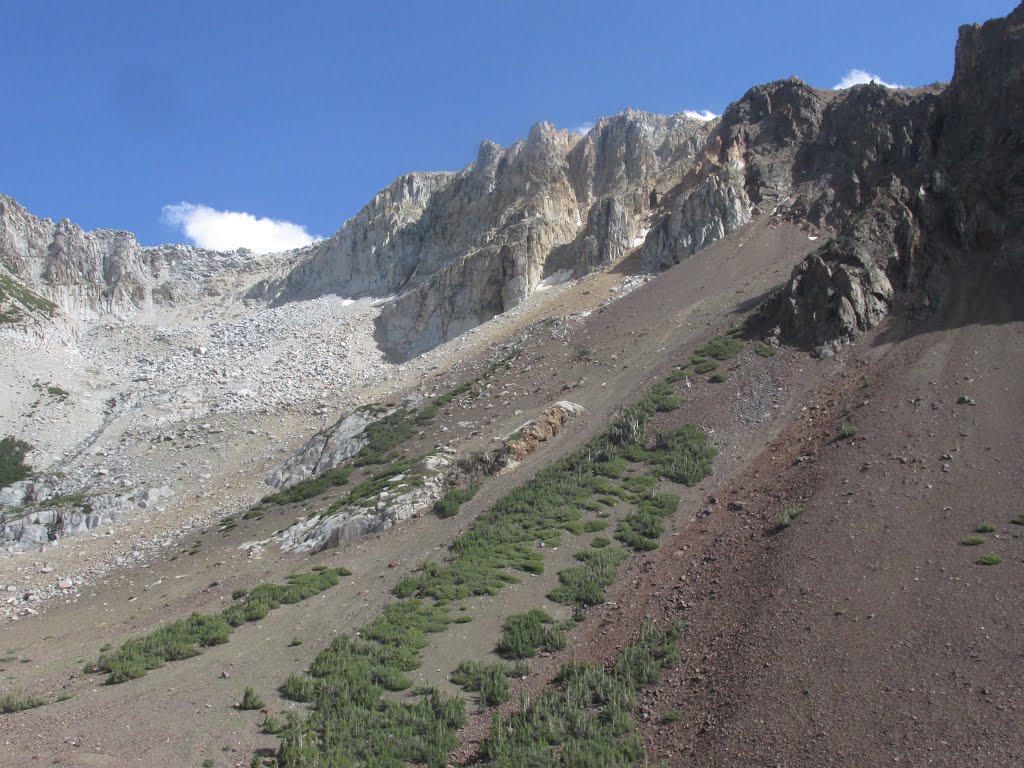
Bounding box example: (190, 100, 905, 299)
(759, 3, 1024, 352)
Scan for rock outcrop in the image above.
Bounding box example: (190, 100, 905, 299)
(758, 4, 1024, 352)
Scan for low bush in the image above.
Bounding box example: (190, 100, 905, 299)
(237, 687, 265, 710)
(260, 465, 353, 506)
(0, 691, 48, 714)
(94, 569, 349, 684)
(480, 623, 682, 766)
(774, 505, 805, 531)
(450, 660, 522, 707)
(495, 609, 566, 659)
(0, 436, 32, 489)
(434, 484, 479, 519)
(695, 336, 743, 361)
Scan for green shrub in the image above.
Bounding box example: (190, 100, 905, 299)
(549, 547, 629, 607)
(451, 660, 517, 707)
(94, 569, 348, 684)
(237, 687, 265, 710)
(434, 484, 479, 519)
(754, 342, 776, 358)
(837, 423, 858, 440)
(976, 554, 1002, 566)
(694, 359, 719, 374)
(260, 465, 353, 506)
(709, 372, 728, 383)
(0, 691, 47, 714)
(590, 536, 611, 548)
(975, 522, 996, 534)
(480, 623, 682, 766)
(0, 436, 32, 489)
(695, 336, 743, 361)
(774, 505, 805, 531)
(961, 535, 985, 546)
(584, 519, 610, 533)
(496, 609, 566, 659)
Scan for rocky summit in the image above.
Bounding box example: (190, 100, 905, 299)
(0, 5, 1022, 768)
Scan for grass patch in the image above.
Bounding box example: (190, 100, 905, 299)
(434, 484, 479, 519)
(975, 554, 1002, 566)
(754, 342, 776, 358)
(0, 436, 33, 489)
(694, 359, 719, 374)
(708, 372, 728, 383)
(1011, 514, 1024, 526)
(961, 535, 985, 546)
(451, 661, 526, 707)
(615, 493, 679, 551)
(975, 522, 996, 534)
(0, 691, 48, 714)
(583, 519, 610, 533)
(479, 622, 682, 766)
(92, 569, 349, 684)
(495, 609, 566, 659)
(590, 536, 611, 548)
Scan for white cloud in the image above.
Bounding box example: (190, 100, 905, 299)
(161, 202, 321, 253)
(573, 121, 595, 136)
(683, 109, 719, 122)
(833, 69, 906, 90)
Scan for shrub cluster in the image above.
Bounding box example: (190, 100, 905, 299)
(495, 609, 566, 659)
(94, 568, 349, 684)
(480, 623, 682, 766)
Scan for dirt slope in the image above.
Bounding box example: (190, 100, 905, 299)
(1, 218, 1019, 768)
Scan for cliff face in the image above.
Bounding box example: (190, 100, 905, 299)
(760, 4, 1024, 352)
(271, 113, 712, 359)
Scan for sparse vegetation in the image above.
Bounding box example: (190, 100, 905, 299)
(1012, 514, 1024, 526)
(273, 600, 464, 767)
(961, 535, 985, 546)
(0, 436, 33, 489)
(754, 342, 776, 358)
(237, 687, 265, 710)
(479, 623, 682, 766)
(774, 505, 806, 531)
(263, 375, 714, 766)
(709, 372, 729, 383)
(92, 568, 349, 684)
(583, 518, 610, 533)
(975, 554, 1002, 566)
(837, 423, 858, 440)
(975, 522, 996, 534)
(496, 609, 566, 659)
(661, 707, 683, 724)
(433, 483, 479, 519)
(0, 691, 48, 714)
(694, 359, 719, 374)
(260, 465, 353, 506)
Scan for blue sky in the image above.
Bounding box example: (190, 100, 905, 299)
(2, 0, 1015, 251)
